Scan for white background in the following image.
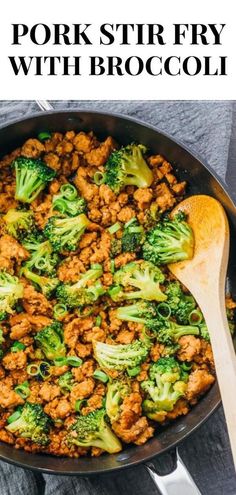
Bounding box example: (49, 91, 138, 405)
(0, 0, 235, 100)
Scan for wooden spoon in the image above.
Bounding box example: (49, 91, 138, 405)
(168, 194, 236, 468)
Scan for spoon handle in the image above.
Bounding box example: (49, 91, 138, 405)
(202, 295, 236, 469)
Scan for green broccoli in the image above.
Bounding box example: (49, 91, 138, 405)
(104, 144, 153, 194)
(21, 267, 59, 298)
(227, 307, 236, 335)
(23, 233, 59, 276)
(165, 281, 196, 324)
(143, 212, 194, 265)
(67, 408, 122, 453)
(109, 261, 166, 302)
(34, 321, 66, 361)
(0, 328, 5, 359)
(52, 184, 86, 217)
(93, 338, 150, 371)
(3, 208, 35, 240)
(58, 371, 74, 393)
(199, 322, 210, 341)
(154, 319, 200, 344)
(0, 271, 23, 320)
(141, 357, 188, 419)
(12, 157, 56, 204)
(56, 264, 105, 308)
(44, 213, 90, 253)
(121, 218, 145, 253)
(115, 301, 158, 325)
(6, 402, 51, 445)
(106, 378, 131, 423)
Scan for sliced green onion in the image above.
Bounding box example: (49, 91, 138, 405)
(124, 218, 136, 228)
(60, 184, 78, 201)
(54, 303, 68, 320)
(35, 258, 47, 270)
(157, 303, 171, 320)
(7, 408, 23, 424)
(38, 131, 51, 141)
(39, 362, 51, 379)
(102, 397, 106, 408)
(75, 399, 87, 413)
(108, 222, 121, 235)
(95, 315, 102, 327)
(67, 356, 83, 367)
(129, 226, 143, 233)
(93, 369, 109, 383)
(109, 286, 121, 297)
(182, 362, 192, 371)
(27, 364, 40, 376)
(11, 341, 26, 353)
(93, 171, 105, 185)
(53, 198, 68, 214)
(54, 357, 68, 367)
(110, 260, 115, 274)
(127, 366, 141, 377)
(188, 310, 203, 326)
(15, 381, 30, 399)
(91, 263, 103, 270)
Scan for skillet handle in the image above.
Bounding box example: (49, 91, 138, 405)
(144, 448, 202, 495)
(35, 100, 54, 111)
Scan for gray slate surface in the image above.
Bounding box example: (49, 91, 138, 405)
(0, 100, 236, 495)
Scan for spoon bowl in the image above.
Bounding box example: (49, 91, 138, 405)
(169, 194, 236, 468)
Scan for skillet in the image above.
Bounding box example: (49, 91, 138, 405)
(0, 105, 236, 494)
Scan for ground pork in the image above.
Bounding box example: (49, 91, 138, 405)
(177, 335, 202, 362)
(2, 350, 27, 370)
(0, 377, 24, 408)
(186, 369, 215, 402)
(44, 398, 71, 419)
(39, 383, 61, 402)
(70, 378, 95, 407)
(22, 284, 52, 316)
(21, 139, 45, 158)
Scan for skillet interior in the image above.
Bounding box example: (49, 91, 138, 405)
(0, 110, 235, 475)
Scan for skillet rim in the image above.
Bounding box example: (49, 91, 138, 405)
(0, 108, 234, 475)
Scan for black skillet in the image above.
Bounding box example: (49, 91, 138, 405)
(0, 102, 235, 494)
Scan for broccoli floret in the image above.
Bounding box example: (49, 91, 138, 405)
(143, 212, 194, 265)
(106, 378, 131, 423)
(226, 307, 236, 335)
(3, 208, 35, 240)
(67, 408, 122, 453)
(21, 267, 59, 298)
(34, 321, 66, 361)
(165, 281, 196, 324)
(109, 261, 166, 302)
(6, 402, 51, 445)
(141, 357, 188, 419)
(23, 233, 59, 276)
(44, 213, 90, 253)
(58, 371, 74, 393)
(52, 184, 86, 217)
(56, 264, 105, 308)
(115, 301, 158, 325)
(0, 271, 23, 320)
(93, 338, 150, 371)
(12, 157, 56, 204)
(104, 144, 153, 194)
(155, 320, 200, 344)
(121, 218, 145, 253)
(199, 322, 210, 341)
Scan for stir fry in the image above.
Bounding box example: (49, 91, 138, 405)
(0, 130, 235, 458)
